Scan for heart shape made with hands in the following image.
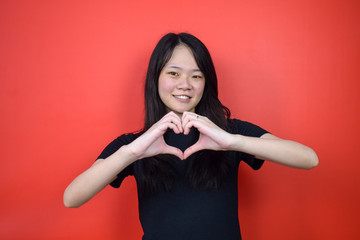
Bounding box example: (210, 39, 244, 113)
(154, 112, 224, 159)
(163, 127, 200, 158)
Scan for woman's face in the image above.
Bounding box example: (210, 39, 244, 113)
(158, 45, 205, 117)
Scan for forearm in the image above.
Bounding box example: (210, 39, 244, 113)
(63, 145, 136, 208)
(228, 134, 319, 169)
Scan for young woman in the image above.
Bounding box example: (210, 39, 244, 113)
(64, 33, 318, 239)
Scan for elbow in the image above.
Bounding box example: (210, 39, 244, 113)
(63, 199, 79, 208)
(64, 201, 76, 208)
(304, 149, 319, 170)
(63, 188, 81, 208)
(63, 196, 77, 208)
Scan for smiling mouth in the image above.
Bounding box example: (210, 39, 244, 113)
(174, 95, 191, 100)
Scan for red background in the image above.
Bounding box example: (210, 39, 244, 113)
(1, 0, 359, 239)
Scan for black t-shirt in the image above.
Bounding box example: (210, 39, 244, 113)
(98, 119, 268, 240)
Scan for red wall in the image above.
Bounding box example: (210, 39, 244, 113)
(1, 0, 359, 239)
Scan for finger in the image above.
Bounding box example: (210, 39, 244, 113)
(182, 112, 203, 135)
(162, 112, 183, 132)
(182, 120, 194, 135)
(168, 123, 182, 134)
(160, 121, 182, 134)
(163, 145, 184, 160)
(182, 118, 202, 135)
(158, 112, 182, 132)
(183, 142, 203, 159)
(182, 111, 199, 123)
(181, 112, 191, 130)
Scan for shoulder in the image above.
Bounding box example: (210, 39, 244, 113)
(227, 118, 269, 137)
(112, 131, 143, 145)
(97, 131, 143, 160)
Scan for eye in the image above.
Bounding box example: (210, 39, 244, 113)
(168, 71, 179, 77)
(192, 75, 203, 79)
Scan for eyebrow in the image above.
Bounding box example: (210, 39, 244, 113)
(166, 65, 202, 72)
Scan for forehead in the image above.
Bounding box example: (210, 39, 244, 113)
(164, 45, 199, 69)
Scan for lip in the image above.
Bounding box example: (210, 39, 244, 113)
(173, 95, 191, 102)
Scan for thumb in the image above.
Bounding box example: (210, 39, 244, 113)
(163, 146, 184, 160)
(183, 142, 203, 160)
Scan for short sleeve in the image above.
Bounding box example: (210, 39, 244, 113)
(229, 119, 269, 170)
(96, 133, 138, 188)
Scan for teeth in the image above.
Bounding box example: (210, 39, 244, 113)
(175, 95, 190, 99)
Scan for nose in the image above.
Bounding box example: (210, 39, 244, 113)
(176, 75, 192, 90)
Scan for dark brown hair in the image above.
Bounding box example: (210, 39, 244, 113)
(140, 33, 231, 195)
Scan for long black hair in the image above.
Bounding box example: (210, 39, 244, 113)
(140, 33, 231, 194)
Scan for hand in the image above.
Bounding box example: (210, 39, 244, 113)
(181, 112, 233, 159)
(127, 112, 184, 160)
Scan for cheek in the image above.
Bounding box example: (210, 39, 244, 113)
(195, 81, 205, 98)
(158, 77, 173, 98)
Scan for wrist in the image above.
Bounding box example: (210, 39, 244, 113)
(115, 144, 139, 165)
(227, 134, 245, 152)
